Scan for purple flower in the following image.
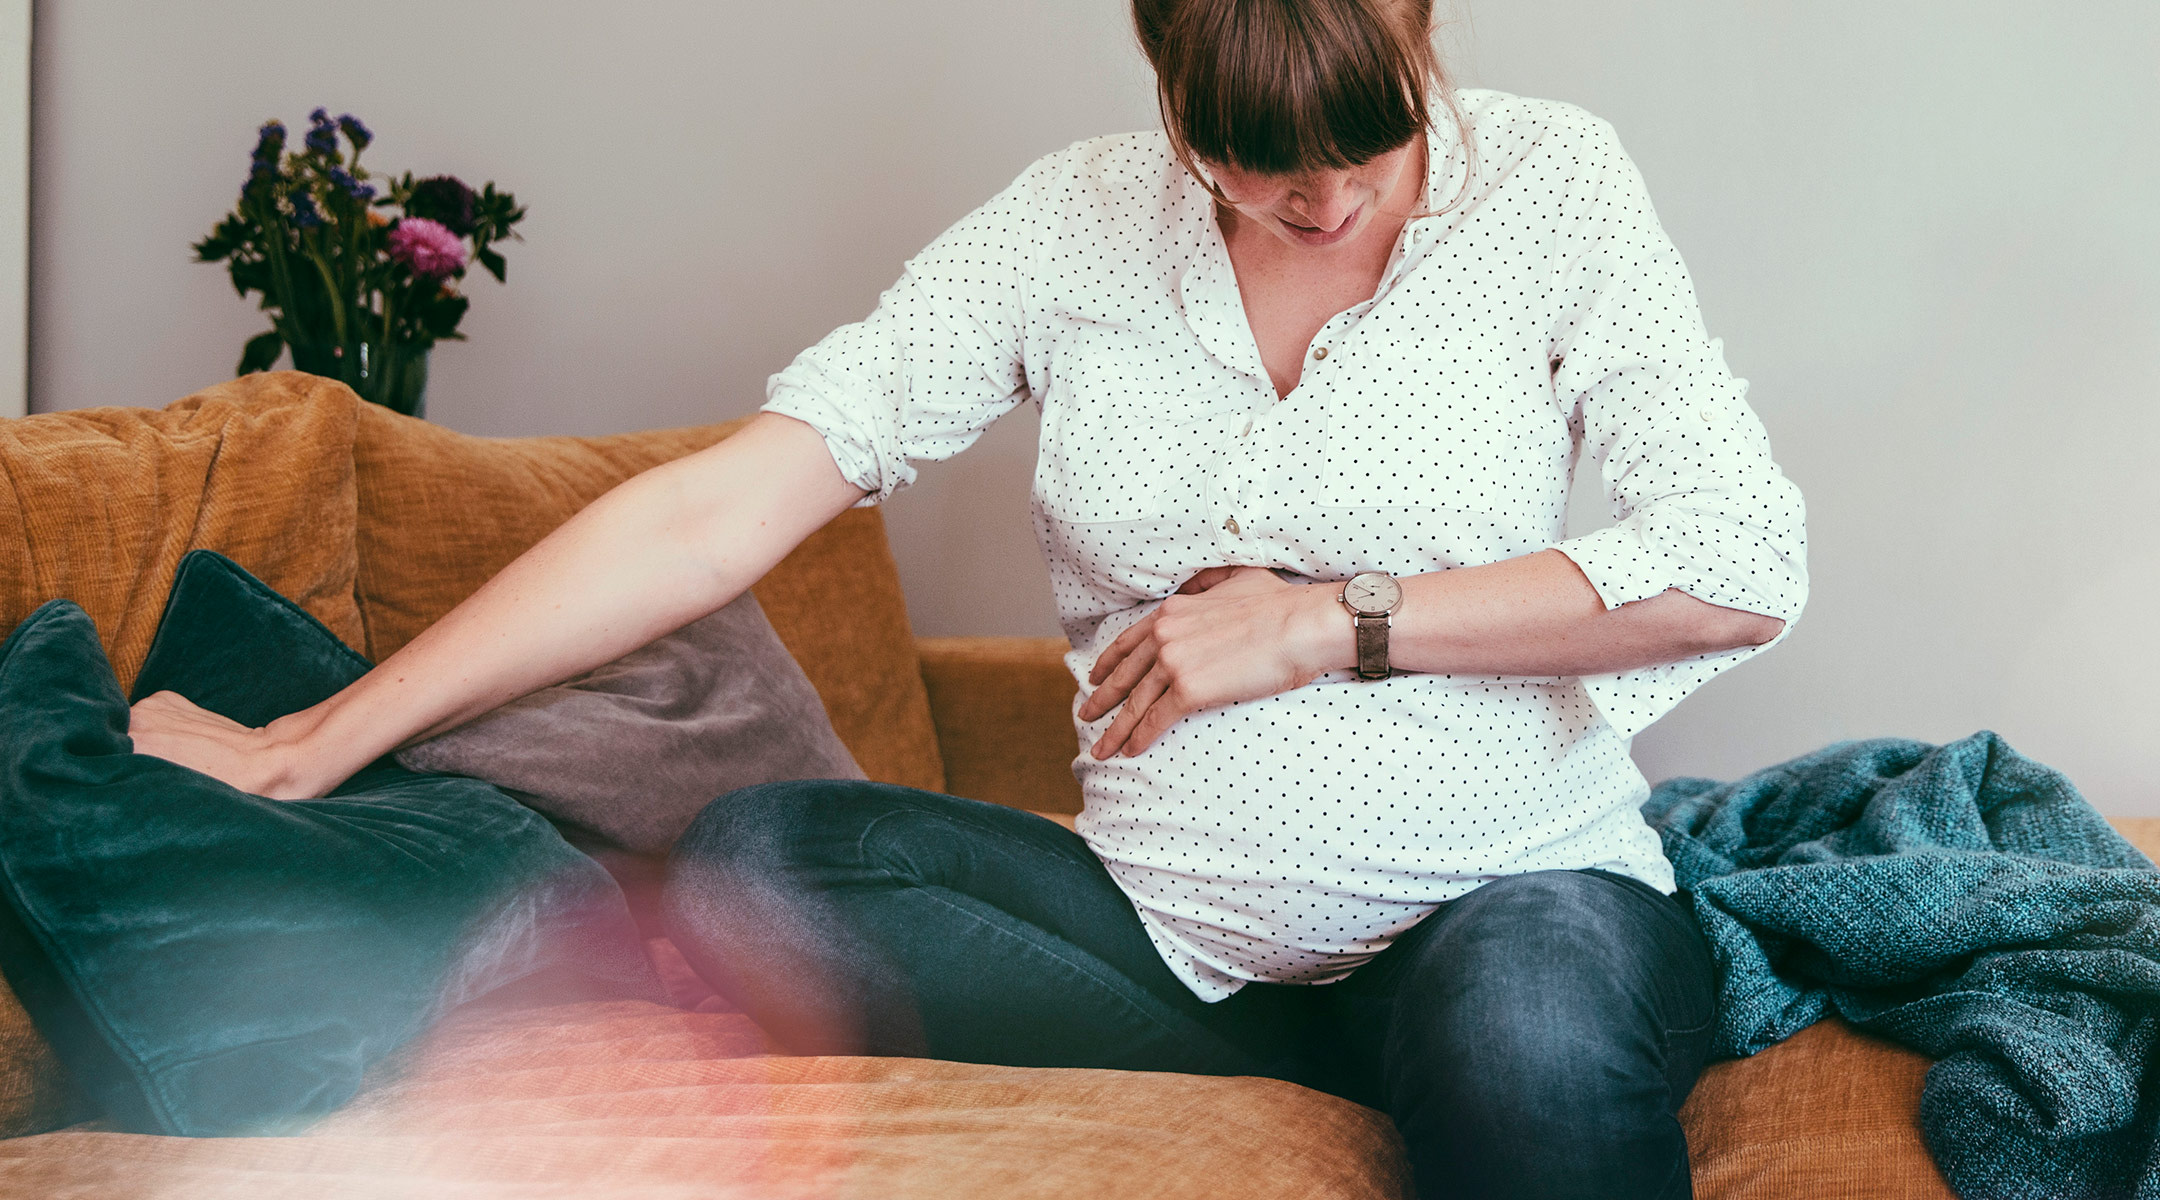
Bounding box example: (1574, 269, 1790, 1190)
(242, 153, 281, 203)
(304, 107, 338, 155)
(387, 217, 467, 278)
(251, 120, 286, 167)
(326, 166, 375, 202)
(290, 190, 324, 229)
(337, 113, 372, 151)
(403, 175, 479, 237)
(242, 120, 288, 202)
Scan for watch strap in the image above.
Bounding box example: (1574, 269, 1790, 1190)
(1353, 613, 1390, 680)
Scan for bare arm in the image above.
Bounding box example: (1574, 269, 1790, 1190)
(1080, 551, 1782, 759)
(1357, 549, 1782, 676)
(128, 413, 866, 799)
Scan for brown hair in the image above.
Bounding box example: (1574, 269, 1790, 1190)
(1132, 0, 1471, 208)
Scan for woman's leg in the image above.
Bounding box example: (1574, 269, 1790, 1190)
(661, 779, 1302, 1077)
(1326, 869, 1718, 1200)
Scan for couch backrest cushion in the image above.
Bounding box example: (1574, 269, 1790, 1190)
(349, 404, 944, 794)
(0, 373, 365, 692)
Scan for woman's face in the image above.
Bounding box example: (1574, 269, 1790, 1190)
(1201, 136, 1424, 251)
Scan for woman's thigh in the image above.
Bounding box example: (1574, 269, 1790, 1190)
(1325, 868, 1717, 1200)
(662, 780, 1298, 1076)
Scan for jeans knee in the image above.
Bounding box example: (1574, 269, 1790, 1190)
(662, 778, 884, 938)
(1443, 869, 1644, 957)
(673, 780, 826, 875)
(1421, 995, 1656, 1117)
(1380, 871, 1707, 1199)
(1418, 871, 1711, 1026)
(1389, 977, 1685, 1200)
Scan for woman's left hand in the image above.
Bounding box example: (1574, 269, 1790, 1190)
(1080, 566, 1349, 759)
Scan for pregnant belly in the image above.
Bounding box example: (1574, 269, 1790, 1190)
(1074, 675, 1636, 892)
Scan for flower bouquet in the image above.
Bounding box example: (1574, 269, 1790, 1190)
(193, 109, 525, 416)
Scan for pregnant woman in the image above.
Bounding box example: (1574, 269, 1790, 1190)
(132, 2, 1806, 1196)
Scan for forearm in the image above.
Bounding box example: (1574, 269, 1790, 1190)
(1295, 549, 1785, 679)
(266, 413, 863, 797)
(1081, 549, 1787, 759)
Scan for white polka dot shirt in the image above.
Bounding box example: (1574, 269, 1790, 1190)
(765, 90, 1809, 1001)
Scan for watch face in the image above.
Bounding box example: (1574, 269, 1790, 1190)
(1344, 572, 1400, 615)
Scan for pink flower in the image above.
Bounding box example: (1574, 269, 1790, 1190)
(387, 217, 467, 278)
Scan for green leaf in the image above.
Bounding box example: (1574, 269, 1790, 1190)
(418, 291, 469, 340)
(476, 246, 506, 283)
(236, 330, 284, 376)
(229, 258, 273, 298)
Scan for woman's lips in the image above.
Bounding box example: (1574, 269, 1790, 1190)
(1280, 205, 1363, 246)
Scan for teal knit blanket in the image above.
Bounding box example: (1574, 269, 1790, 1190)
(1643, 733, 2160, 1200)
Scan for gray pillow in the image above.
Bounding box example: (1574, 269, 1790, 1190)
(396, 590, 864, 855)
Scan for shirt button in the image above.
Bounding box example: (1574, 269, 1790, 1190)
(1698, 406, 1718, 422)
(1240, 417, 1255, 437)
(1224, 517, 1241, 536)
(1312, 346, 1329, 360)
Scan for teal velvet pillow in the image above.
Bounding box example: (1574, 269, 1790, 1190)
(0, 550, 656, 1136)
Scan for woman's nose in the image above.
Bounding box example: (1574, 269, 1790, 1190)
(1288, 177, 1359, 230)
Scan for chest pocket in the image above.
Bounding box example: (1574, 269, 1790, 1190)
(1034, 341, 1252, 524)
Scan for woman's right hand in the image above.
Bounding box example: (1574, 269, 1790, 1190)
(128, 690, 322, 799)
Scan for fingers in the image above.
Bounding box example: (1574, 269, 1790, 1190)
(1120, 685, 1189, 756)
(1079, 635, 1158, 721)
(128, 689, 189, 721)
(1178, 566, 1239, 594)
(1087, 613, 1154, 687)
(1091, 670, 1172, 759)
(1086, 571, 1296, 752)
(130, 690, 245, 738)
(1179, 565, 1289, 595)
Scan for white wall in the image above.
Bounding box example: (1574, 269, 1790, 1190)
(29, 2, 2160, 811)
(0, 0, 25, 418)
(1446, 2, 2160, 809)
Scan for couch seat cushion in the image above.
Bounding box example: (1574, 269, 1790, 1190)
(0, 990, 1408, 1199)
(1679, 1019, 1950, 1198)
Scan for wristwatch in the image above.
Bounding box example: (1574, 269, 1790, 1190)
(1340, 572, 1403, 681)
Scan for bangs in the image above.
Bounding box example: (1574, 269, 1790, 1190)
(1141, 0, 1433, 177)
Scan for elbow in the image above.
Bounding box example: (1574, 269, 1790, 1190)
(1735, 611, 1785, 647)
(1653, 588, 1787, 656)
(1693, 604, 1784, 654)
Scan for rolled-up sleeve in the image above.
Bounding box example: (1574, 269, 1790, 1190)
(762, 163, 1039, 505)
(1545, 117, 1809, 740)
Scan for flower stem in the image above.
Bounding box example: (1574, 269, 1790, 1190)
(379, 285, 395, 371)
(248, 191, 304, 346)
(304, 234, 352, 379)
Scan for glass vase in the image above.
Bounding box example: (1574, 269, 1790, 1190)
(289, 341, 431, 418)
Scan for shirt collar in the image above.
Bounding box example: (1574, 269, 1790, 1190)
(1170, 115, 1462, 376)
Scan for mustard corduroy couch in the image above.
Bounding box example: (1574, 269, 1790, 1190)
(1, 373, 2139, 1198)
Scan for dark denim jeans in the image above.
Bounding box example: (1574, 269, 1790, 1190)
(663, 780, 1718, 1200)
